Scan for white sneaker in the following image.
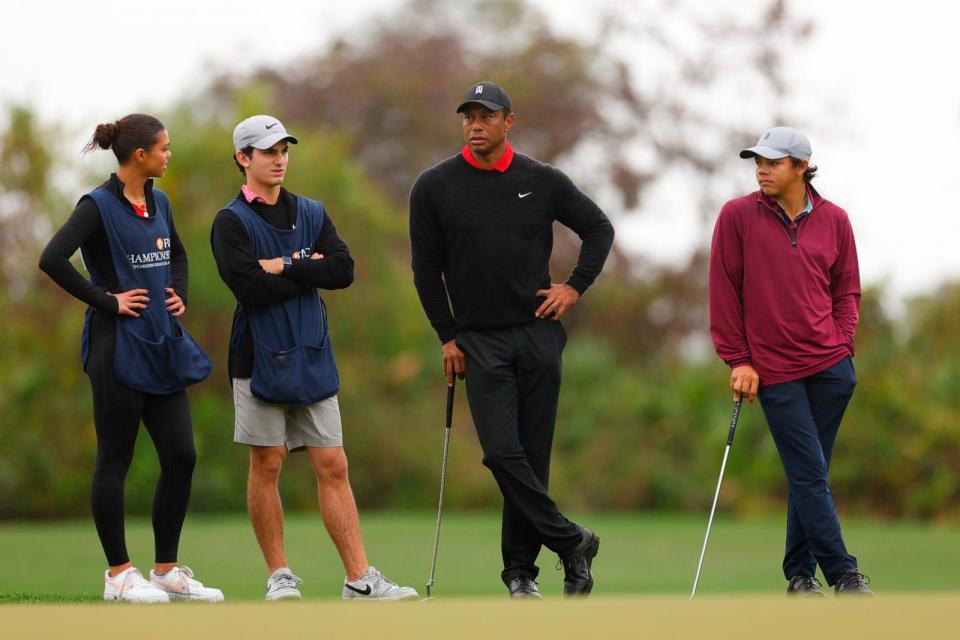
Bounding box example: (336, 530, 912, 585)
(150, 566, 224, 602)
(266, 567, 303, 601)
(103, 567, 170, 603)
(342, 566, 418, 601)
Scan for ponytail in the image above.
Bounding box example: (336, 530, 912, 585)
(82, 114, 165, 164)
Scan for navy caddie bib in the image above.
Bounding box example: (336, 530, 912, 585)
(82, 186, 211, 394)
(226, 195, 339, 405)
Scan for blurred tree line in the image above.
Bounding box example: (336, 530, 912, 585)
(1, 0, 958, 521)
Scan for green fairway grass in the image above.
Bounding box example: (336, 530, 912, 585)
(3, 596, 959, 640)
(1, 512, 958, 601)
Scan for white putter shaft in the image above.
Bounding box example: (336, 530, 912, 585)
(691, 398, 743, 598)
(425, 383, 456, 600)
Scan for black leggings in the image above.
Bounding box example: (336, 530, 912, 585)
(86, 314, 197, 566)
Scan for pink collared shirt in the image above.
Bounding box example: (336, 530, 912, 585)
(241, 184, 267, 204)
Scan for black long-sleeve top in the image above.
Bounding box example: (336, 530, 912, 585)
(409, 152, 614, 344)
(38, 174, 189, 314)
(210, 187, 354, 379)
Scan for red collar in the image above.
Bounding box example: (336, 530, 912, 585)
(461, 142, 514, 173)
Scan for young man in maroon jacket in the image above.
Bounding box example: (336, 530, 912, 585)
(708, 127, 874, 596)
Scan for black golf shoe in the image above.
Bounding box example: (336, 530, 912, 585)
(786, 575, 825, 597)
(834, 570, 874, 596)
(507, 575, 542, 599)
(559, 525, 600, 597)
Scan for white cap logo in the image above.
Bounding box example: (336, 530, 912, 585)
(475, 85, 483, 95)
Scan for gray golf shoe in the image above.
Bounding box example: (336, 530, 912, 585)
(266, 568, 303, 601)
(342, 566, 418, 601)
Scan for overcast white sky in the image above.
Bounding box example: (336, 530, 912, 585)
(3, 0, 959, 303)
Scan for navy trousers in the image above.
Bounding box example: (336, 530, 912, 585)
(757, 356, 859, 585)
(457, 321, 582, 585)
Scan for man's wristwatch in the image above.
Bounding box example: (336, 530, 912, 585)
(282, 256, 293, 273)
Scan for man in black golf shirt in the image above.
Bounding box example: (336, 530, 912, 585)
(409, 81, 614, 598)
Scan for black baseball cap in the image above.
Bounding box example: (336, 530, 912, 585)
(456, 81, 512, 113)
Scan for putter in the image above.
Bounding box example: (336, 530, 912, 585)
(425, 381, 456, 600)
(691, 398, 744, 599)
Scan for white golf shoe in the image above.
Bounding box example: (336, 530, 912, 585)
(266, 567, 303, 601)
(341, 566, 418, 601)
(103, 567, 169, 603)
(150, 566, 224, 602)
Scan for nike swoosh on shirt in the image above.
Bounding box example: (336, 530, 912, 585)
(518, 192, 533, 198)
(344, 583, 372, 595)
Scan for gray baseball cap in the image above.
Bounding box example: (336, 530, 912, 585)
(232, 115, 299, 152)
(739, 126, 812, 161)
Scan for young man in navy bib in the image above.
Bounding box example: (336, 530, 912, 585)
(409, 82, 614, 598)
(709, 127, 874, 596)
(211, 115, 417, 601)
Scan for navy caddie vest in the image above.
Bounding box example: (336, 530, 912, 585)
(81, 186, 211, 394)
(225, 195, 339, 405)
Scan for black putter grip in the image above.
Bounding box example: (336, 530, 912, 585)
(445, 383, 455, 430)
(725, 398, 743, 446)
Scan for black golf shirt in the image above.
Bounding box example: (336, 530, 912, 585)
(409, 149, 614, 343)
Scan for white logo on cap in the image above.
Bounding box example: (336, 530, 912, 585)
(475, 85, 483, 95)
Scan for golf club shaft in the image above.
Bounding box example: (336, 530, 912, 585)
(426, 383, 456, 598)
(691, 398, 743, 598)
(691, 444, 731, 598)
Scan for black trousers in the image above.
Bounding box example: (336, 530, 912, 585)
(457, 320, 581, 584)
(86, 312, 197, 566)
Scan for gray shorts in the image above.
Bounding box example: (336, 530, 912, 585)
(232, 378, 343, 451)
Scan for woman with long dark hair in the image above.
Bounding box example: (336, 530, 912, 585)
(39, 114, 222, 603)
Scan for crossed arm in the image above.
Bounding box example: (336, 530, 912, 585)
(211, 210, 354, 307)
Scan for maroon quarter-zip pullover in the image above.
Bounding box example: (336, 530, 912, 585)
(708, 188, 860, 386)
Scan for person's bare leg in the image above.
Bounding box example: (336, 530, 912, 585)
(248, 445, 289, 574)
(306, 446, 368, 580)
